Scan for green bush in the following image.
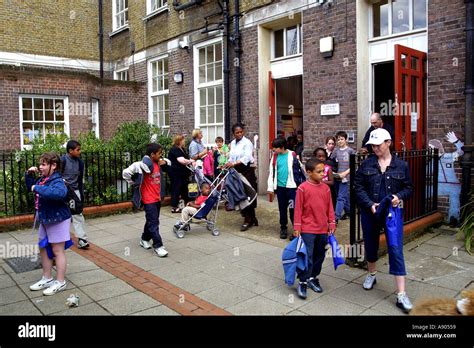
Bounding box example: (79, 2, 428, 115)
(109, 121, 171, 154)
(458, 194, 473, 255)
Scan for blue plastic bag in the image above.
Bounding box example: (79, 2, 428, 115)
(385, 205, 403, 248)
(39, 236, 74, 260)
(328, 234, 345, 270)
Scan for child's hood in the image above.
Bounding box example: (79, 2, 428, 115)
(141, 156, 154, 173)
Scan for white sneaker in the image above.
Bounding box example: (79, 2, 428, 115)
(363, 273, 377, 290)
(42, 280, 66, 296)
(30, 277, 54, 291)
(154, 246, 168, 257)
(396, 292, 413, 313)
(140, 239, 152, 250)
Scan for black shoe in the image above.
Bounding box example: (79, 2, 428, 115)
(340, 214, 348, 221)
(78, 238, 89, 249)
(240, 223, 250, 231)
(280, 227, 288, 239)
(308, 278, 323, 293)
(253, 218, 259, 227)
(297, 282, 307, 299)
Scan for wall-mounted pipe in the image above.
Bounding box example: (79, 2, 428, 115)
(98, 0, 104, 79)
(173, 0, 203, 12)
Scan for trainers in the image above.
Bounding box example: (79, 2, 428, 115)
(363, 273, 377, 290)
(308, 277, 323, 293)
(297, 282, 307, 299)
(42, 280, 66, 296)
(140, 239, 152, 250)
(77, 238, 89, 249)
(280, 227, 288, 239)
(154, 246, 168, 257)
(29, 276, 54, 291)
(396, 292, 413, 313)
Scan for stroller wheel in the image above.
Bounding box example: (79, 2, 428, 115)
(173, 225, 185, 239)
(211, 228, 220, 236)
(206, 222, 214, 231)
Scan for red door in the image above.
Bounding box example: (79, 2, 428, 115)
(268, 71, 276, 149)
(394, 44, 427, 151)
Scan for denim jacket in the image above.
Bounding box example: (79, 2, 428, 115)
(25, 171, 71, 225)
(354, 154, 413, 211)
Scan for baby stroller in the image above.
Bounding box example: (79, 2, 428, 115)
(173, 164, 229, 239)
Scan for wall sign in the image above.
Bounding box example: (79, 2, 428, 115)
(321, 103, 340, 116)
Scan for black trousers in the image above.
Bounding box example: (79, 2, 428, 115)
(275, 187, 296, 229)
(170, 175, 189, 208)
(143, 202, 163, 249)
(235, 163, 257, 222)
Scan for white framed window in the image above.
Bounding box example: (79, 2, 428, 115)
(272, 24, 302, 60)
(112, 0, 129, 31)
(147, 0, 167, 14)
(148, 56, 169, 128)
(114, 69, 129, 81)
(194, 38, 224, 145)
(19, 95, 69, 148)
(370, 0, 427, 39)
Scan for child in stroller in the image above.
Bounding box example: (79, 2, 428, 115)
(176, 182, 211, 230)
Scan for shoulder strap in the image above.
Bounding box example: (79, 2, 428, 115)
(60, 155, 66, 174)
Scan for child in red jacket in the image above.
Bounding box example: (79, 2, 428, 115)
(293, 158, 336, 299)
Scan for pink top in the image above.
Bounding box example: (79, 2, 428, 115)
(323, 164, 332, 182)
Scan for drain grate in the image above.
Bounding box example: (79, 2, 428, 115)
(4, 256, 42, 274)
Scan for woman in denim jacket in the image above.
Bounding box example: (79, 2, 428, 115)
(25, 152, 72, 296)
(354, 128, 414, 313)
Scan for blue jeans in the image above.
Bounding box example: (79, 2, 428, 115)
(276, 187, 296, 229)
(297, 233, 328, 282)
(361, 210, 406, 276)
(335, 181, 350, 220)
(143, 202, 163, 249)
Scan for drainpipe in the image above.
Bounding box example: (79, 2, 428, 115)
(234, 0, 242, 124)
(461, 0, 474, 208)
(98, 0, 104, 79)
(173, 0, 203, 11)
(223, 0, 231, 142)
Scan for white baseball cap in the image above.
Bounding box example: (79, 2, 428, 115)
(366, 128, 392, 145)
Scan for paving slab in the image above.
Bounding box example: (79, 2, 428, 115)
(424, 234, 465, 249)
(353, 272, 399, 294)
(0, 299, 42, 315)
(66, 268, 116, 287)
(6, 268, 44, 285)
(226, 296, 292, 315)
(131, 305, 179, 315)
(80, 278, 136, 301)
(98, 291, 162, 315)
(405, 280, 459, 301)
(52, 302, 112, 316)
(0, 285, 29, 305)
(286, 310, 307, 316)
(230, 271, 281, 295)
(298, 294, 367, 315)
(321, 263, 366, 282)
(404, 252, 469, 282)
(330, 282, 391, 308)
(202, 262, 254, 282)
(196, 284, 257, 309)
(33, 289, 94, 315)
(149, 262, 200, 283)
(260, 285, 311, 310)
(0, 274, 16, 289)
(171, 272, 227, 294)
(369, 298, 405, 316)
(446, 250, 474, 265)
(411, 243, 455, 259)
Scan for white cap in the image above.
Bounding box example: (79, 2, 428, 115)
(366, 128, 392, 145)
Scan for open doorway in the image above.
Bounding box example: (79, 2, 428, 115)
(274, 75, 303, 150)
(373, 61, 394, 132)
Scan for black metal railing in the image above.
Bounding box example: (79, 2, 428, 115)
(0, 150, 171, 217)
(349, 148, 439, 245)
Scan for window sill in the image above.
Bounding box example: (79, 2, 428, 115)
(270, 53, 302, 63)
(368, 28, 427, 43)
(143, 7, 169, 21)
(109, 25, 130, 38)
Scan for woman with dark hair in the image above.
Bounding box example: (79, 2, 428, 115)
(168, 135, 195, 213)
(324, 136, 338, 209)
(225, 123, 258, 231)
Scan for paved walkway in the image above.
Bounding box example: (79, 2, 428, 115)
(0, 198, 472, 316)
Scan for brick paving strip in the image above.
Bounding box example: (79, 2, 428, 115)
(70, 237, 231, 316)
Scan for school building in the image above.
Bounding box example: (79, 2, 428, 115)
(0, 0, 472, 217)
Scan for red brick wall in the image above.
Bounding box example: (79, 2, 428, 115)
(302, 1, 358, 157)
(0, 65, 146, 151)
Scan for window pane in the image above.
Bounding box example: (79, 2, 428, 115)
(152, 62, 157, 78)
(200, 89, 206, 105)
(207, 65, 214, 82)
(55, 99, 64, 110)
(152, 112, 158, 125)
(23, 123, 33, 144)
(44, 99, 54, 110)
(411, 56, 418, 70)
(373, 0, 389, 37)
(34, 98, 43, 109)
(286, 26, 298, 56)
(55, 108, 64, 121)
(207, 87, 215, 105)
(55, 123, 64, 134)
(413, 0, 427, 29)
(164, 75, 169, 90)
(215, 43, 222, 62)
(45, 123, 54, 135)
(158, 61, 163, 75)
(23, 110, 33, 121)
(199, 66, 205, 83)
(164, 95, 169, 110)
(164, 58, 168, 73)
(157, 77, 163, 91)
(207, 46, 214, 64)
(200, 107, 206, 124)
(215, 62, 222, 81)
(216, 105, 223, 123)
(392, 0, 410, 34)
(199, 48, 205, 65)
(45, 110, 54, 121)
(165, 111, 170, 127)
(34, 110, 43, 121)
(207, 106, 215, 124)
(274, 29, 284, 58)
(22, 98, 32, 109)
(216, 86, 223, 104)
(207, 127, 216, 144)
